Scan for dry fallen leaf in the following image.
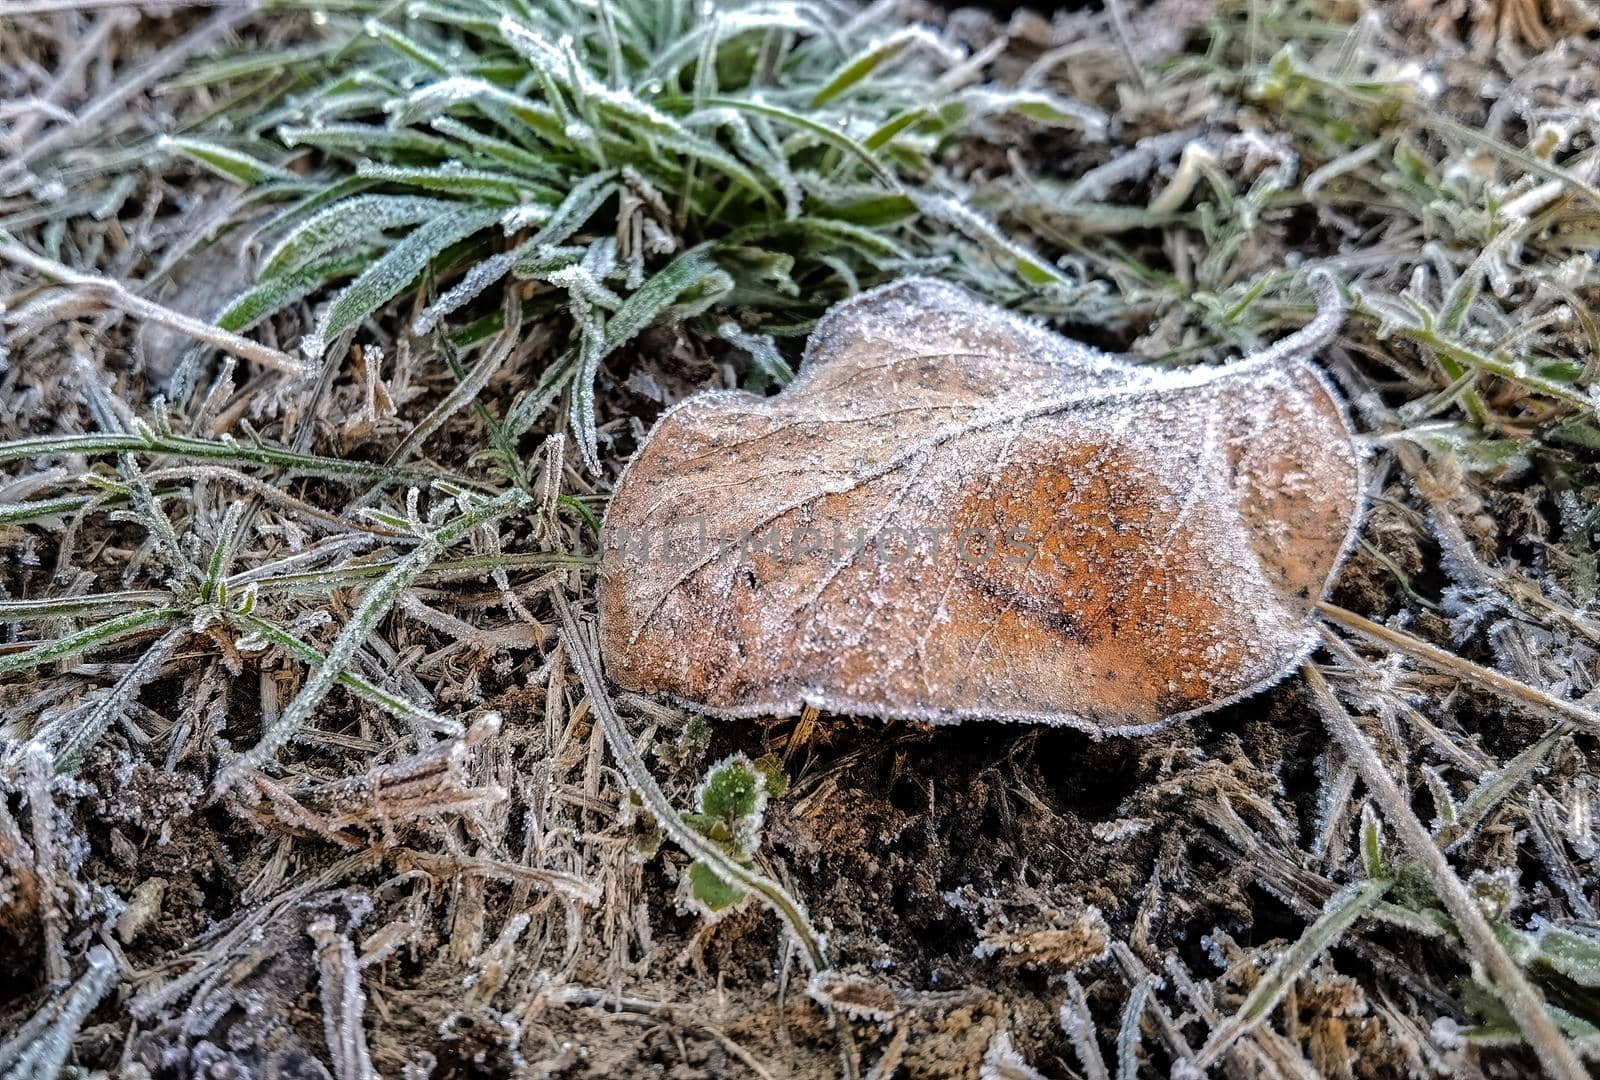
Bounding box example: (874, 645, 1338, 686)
(599, 277, 1363, 734)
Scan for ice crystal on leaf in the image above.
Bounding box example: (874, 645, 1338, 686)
(599, 277, 1364, 734)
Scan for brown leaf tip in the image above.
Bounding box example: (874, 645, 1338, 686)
(599, 277, 1364, 734)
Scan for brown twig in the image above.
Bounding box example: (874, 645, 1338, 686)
(0, 239, 312, 377)
(1316, 601, 1600, 735)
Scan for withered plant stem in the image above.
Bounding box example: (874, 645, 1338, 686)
(1316, 601, 1600, 734)
(1302, 663, 1587, 1080)
(0, 238, 311, 376)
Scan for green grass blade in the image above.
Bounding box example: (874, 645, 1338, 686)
(47, 623, 187, 774)
(0, 430, 444, 484)
(354, 162, 537, 203)
(261, 194, 459, 278)
(701, 95, 896, 186)
(277, 123, 458, 161)
(305, 204, 506, 358)
(810, 28, 944, 108)
(389, 76, 565, 142)
(1193, 878, 1391, 1068)
(427, 117, 566, 180)
(363, 17, 460, 74)
(160, 136, 295, 184)
(529, 168, 619, 246)
(0, 494, 95, 526)
(214, 253, 372, 334)
(602, 244, 725, 351)
(0, 591, 171, 622)
(239, 549, 591, 596)
(218, 489, 529, 780)
(236, 613, 462, 736)
(0, 607, 181, 676)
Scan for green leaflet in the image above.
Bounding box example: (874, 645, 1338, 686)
(688, 862, 746, 911)
(683, 754, 775, 914)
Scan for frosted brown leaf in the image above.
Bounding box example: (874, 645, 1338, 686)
(598, 277, 1363, 734)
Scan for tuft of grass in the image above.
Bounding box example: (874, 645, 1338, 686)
(162, 0, 1106, 471)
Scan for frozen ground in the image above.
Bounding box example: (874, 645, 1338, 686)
(2, 0, 1600, 1076)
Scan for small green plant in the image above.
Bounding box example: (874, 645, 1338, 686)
(682, 752, 788, 914)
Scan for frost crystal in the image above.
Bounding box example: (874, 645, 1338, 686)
(599, 277, 1364, 734)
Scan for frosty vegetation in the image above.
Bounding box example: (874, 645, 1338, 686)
(1, 0, 1600, 1076)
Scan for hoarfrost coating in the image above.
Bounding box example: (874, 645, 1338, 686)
(599, 276, 1365, 734)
